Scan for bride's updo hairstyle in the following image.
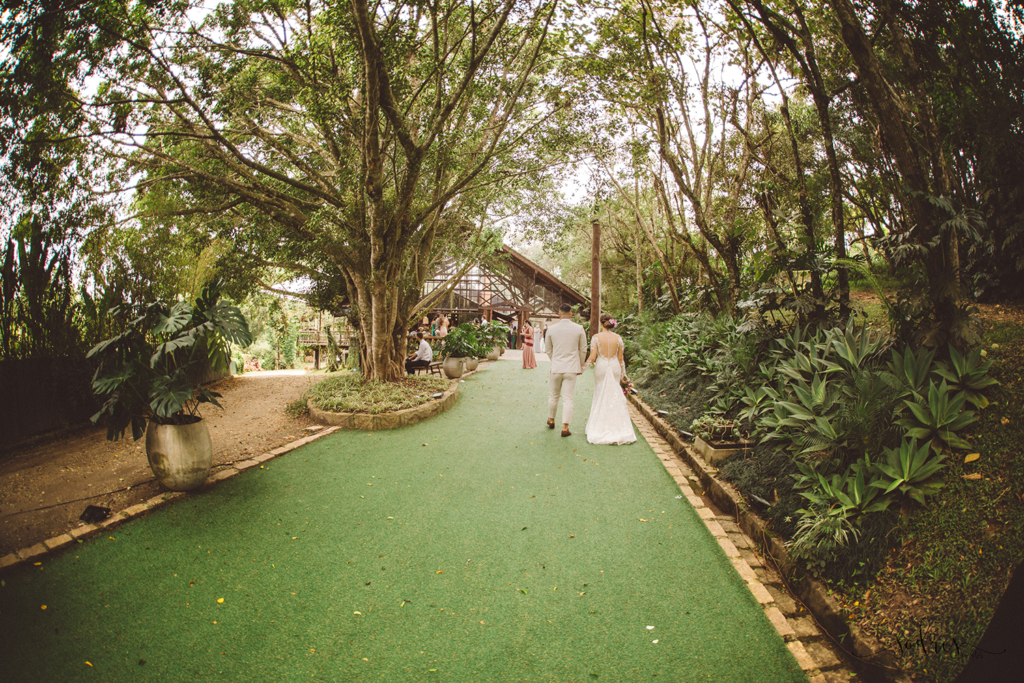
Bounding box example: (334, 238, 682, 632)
(600, 313, 617, 330)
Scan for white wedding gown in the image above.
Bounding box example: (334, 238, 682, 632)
(585, 335, 637, 445)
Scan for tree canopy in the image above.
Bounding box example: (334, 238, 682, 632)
(3, 0, 1023, 371)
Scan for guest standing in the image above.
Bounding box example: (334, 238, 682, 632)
(522, 321, 537, 369)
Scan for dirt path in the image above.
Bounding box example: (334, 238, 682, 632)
(0, 370, 321, 558)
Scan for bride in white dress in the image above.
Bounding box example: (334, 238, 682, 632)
(584, 314, 637, 445)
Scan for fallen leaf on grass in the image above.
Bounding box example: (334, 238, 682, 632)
(965, 453, 981, 463)
(354, 611, 362, 615)
(217, 598, 224, 604)
(85, 662, 92, 667)
(963, 473, 983, 480)
(1001, 417, 1010, 425)
(40, 605, 46, 610)
(518, 588, 528, 594)
(638, 519, 648, 522)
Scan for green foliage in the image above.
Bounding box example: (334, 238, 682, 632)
(475, 321, 511, 351)
(933, 344, 999, 409)
(305, 374, 449, 415)
(690, 415, 742, 444)
(897, 380, 978, 453)
(88, 279, 253, 440)
(873, 439, 947, 506)
(437, 324, 479, 359)
(887, 344, 937, 402)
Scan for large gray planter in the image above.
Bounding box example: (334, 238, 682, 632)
(464, 357, 479, 371)
(486, 346, 501, 361)
(442, 357, 465, 379)
(146, 420, 213, 491)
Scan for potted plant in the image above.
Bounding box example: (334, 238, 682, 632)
(477, 321, 510, 360)
(88, 279, 253, 491)
(689, 415, 751, 465)
(437, 324, 479, 378)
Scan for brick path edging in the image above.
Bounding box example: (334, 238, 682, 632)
(627, 392, 910, 683)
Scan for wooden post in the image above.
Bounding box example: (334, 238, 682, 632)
(591, 217, 601, 336)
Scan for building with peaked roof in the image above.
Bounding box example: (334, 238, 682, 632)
(420, 245, 588, 330)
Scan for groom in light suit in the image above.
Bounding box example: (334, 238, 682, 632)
(545, 303, 588, 437)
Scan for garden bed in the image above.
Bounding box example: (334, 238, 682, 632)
(304, 374, 451, 414)
(625, 311, 1024, 683)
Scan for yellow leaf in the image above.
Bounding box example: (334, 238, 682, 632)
(40, 605, 46, 610)
(1001, 417, 1010, 425)
(965, 453, 981, 463)
(436, 570, 443, 574)
(85, 662, 92, 667)
(217, 598, 224, 604)
(353, 611, 362, 615)
(963, 473, 983, 480)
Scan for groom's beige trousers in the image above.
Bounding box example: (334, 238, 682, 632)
(548, 372, 578, 425)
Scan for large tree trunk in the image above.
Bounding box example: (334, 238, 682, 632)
(828, 0, 959, 336)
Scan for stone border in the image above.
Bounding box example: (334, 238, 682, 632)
(0, 425, 342, 575)
(627, 392, 910, 683)
(307, 376, 463, 431)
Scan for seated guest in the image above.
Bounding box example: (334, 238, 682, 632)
(405, 331, 433, 374)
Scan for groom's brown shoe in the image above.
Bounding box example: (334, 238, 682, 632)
(547, 419, 555, 429)
(561, 428, 571, 437)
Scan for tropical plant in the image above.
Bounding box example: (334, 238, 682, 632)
(896, 380, 977, 452)
(690, 414, 742, 443)
(829, 319, 887, 375)
(933, 344, 998, 409)
(475, 321, 511, 351)
(437, 324, 479, 359)
(886, 344, 937, 402)
(88, 279, 253, 441)
(871, 438, 947, 506)
(738, 384, 780, 428)
(762, 374, 843, 457)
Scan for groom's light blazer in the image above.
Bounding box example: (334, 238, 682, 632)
(545, 318, 587, 374)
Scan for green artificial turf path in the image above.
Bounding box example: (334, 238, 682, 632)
(1, 360, 807, 682)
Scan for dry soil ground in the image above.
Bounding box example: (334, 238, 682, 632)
(0, 370, 320, 558)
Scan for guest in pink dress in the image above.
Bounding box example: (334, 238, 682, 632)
(522, 322, 537, 369)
